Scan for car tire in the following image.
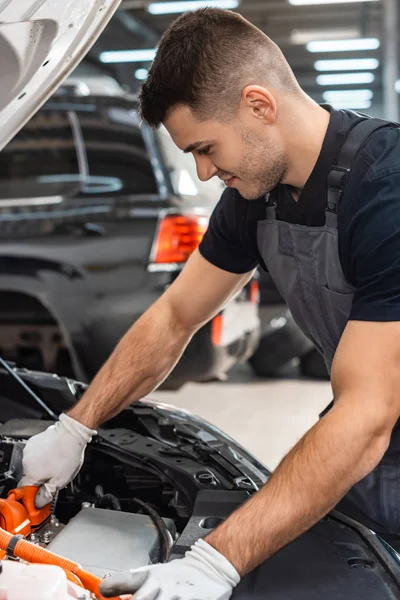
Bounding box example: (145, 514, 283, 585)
(249, 308, 313, 378)
(158, 379, 185, 391)
(300, 348, 330, 379)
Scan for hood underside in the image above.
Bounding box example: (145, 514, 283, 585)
(0, 0, 121, 151)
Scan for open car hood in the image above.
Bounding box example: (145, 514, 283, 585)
(0, 0, 121, 151)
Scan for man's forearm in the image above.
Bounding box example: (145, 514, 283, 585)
(206, 396, 391, 576)
(67, 301, 193, 429)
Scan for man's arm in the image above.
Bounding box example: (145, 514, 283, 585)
(68, 249, 253, 429)
(206, 320, 400, 575)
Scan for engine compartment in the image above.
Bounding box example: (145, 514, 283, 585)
(0, 424, 194, 599)
(1, 368, 400, 599)
(0, 432, 179, 575)
(0, 406, 263, 587)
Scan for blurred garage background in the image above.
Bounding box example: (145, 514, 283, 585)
(0, 0, 399, 472)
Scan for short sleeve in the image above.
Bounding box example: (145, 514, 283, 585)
(339, 171, 400, 321)
(198, 188, 260, 274)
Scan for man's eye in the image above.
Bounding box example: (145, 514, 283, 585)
(198, 147, 211, 156)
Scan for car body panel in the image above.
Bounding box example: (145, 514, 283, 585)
(0, 0, 122, 151)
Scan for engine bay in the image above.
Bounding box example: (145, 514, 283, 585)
(1, 367, 400, 599)
(0, 433, 176, 561)
(0, 409, 262, 599)
(0, 436, 178, 598)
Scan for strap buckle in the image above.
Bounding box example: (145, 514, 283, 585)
(327, 165, 350, 212)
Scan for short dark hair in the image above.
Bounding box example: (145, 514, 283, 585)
(139, 8, 299, 128)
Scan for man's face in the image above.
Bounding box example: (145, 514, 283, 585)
(164, 105, 288, 200)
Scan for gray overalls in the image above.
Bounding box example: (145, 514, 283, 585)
(257, 116, 400, 543)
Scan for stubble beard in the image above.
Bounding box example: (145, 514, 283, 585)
(238, 130, 288, 200)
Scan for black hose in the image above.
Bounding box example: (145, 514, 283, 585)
(132, 497, 173, 563)
(93, 487, 173, 562)
(0, 356, 58, 420)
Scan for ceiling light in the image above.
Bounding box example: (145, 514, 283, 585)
(290, 0, 378, 5)
(317, 72, 375, 85)
(135, 68, 149, 81)
(291, 28, 360, 45)
(307, 38, 379, 52)
(148, 0, 239, 15)
(100, 49, 157, 63)
(395, 80, 400, 93)
(315, 58, 379, 71)
(329, 100, 372, 109)
(323, 89, 373, 102)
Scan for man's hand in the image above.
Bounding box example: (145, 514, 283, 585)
(99, 539, 240, 600)
(19, 414, 96, 508)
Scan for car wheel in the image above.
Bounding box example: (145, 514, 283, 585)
(249, 308, 313, 378)
(158, 379, 185, 391)
(300, 348, 330, 379)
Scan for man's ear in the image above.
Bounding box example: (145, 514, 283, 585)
(241, 85, 277, 124)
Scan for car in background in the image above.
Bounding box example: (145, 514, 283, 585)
(0, 79, 260, 389)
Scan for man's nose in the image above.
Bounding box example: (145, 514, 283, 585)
(194, 156, 219, 182)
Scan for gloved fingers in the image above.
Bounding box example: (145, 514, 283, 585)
(100, 569, 149, 597)
(35, 483, 56, 508)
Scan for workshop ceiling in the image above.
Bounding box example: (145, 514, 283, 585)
(84, 0, 391, 114)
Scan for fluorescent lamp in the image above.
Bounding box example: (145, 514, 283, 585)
(329, 100, 372, 109)
(307, 38, 379, 53)
(395, 80, 400, 93)
(135, 68, 149, 81)
(148, 0, 239, 15)
(100, 49, 157, 63)
(290, 0, 378, 5)
(323, 89, 373, 102)
(317, 72, 375, 85)
(291, 28, 359, 45)
(315, 58, 379, 71)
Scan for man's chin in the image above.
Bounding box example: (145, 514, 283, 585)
(238, 188, 267, 201)
(229, 179, 270, 200)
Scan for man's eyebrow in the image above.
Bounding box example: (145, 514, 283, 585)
(183, 140, 213, 154)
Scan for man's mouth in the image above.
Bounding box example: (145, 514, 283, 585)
(221, 176, 236, 187)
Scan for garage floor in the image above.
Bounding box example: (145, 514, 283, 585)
(153, 364, 333, 471)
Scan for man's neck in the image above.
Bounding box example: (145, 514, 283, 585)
(281, 102, 331, 194)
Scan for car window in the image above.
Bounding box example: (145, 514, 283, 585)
(77, 106, 158, 197)
(0, 102, 158, 203)
(0, 110, 80, 202)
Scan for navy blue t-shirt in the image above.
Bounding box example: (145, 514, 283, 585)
(198, 106, 400, 322)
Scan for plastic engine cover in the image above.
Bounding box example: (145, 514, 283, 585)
(0, 561, 89, 600)
(48, 506, 174, 577)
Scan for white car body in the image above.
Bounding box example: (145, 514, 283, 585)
(0, 0, 121, 151)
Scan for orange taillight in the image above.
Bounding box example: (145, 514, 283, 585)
(249, 280, 260, 304)
(153, 214, 209, 264)
(211, 314, 223, 346)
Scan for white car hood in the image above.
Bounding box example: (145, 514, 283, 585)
(0, 0, 121, 151)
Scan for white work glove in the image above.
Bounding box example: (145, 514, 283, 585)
(18, 413, 96, 508)
(100, 538, 240, 600)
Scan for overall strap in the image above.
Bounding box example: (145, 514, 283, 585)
(326, 117, 399, 227)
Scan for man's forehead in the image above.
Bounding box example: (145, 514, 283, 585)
(164, 106, 216, 150)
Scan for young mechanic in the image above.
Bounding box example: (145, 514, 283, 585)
(19, 8, 400, 599)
